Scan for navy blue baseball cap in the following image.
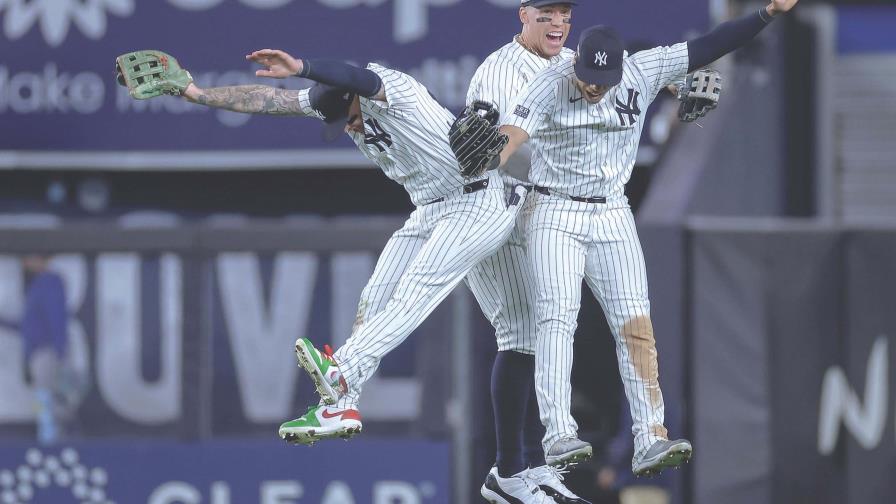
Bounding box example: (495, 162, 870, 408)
(574, 25, 624, 86)
(308, 83, 355, 124)
(520, 0, 578, 7)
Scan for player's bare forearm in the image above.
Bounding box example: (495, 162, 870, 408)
(183, 83, 306, 115)
(498, 125, 530, 167)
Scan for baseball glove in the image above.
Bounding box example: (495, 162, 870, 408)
(676, 68, 722, 122)
(115, 50, 193, 100)
(449, 101, 508, 179)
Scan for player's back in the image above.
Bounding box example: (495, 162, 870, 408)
(348, 63, 478, 206)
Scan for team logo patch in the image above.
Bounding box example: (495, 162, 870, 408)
(615, 88, 642, 126)
(364, 118, 393, 153)
(595, 51, 608, 66)
(514, 105, 530, 119)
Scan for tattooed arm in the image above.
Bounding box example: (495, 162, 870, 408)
(182, 83, 312, 116)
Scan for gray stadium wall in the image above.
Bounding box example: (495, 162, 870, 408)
(687, 222, 896, 504)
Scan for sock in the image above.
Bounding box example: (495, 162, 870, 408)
(523, 380, 547, 467)
(492, 351, 534, 477)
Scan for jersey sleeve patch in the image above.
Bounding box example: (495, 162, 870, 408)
(514, 105, 530, 119)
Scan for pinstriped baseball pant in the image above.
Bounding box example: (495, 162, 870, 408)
(465, 177, 539, 356)
(334, 175, 526, 410)
(522, 193, 667, 461)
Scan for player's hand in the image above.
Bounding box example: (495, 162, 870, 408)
(767, 0, 798, 16)
(246, 49, 302, 79)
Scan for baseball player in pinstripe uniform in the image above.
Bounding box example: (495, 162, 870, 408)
(178, 46, 564, 501)
(465, 2, 592, 503)
(212, 50, 566, 502)
(472, 2, 722, 500)
(486, 0, 800, 477)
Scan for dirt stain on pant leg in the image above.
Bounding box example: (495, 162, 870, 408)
(621, 314, 668, 439)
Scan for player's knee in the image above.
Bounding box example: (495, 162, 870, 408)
(538, 316, 578, 337)
(618, 315, 656, 346)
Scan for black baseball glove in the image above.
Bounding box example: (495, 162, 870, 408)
(676, 68, 722, 122)
(449, 101, 508, 179)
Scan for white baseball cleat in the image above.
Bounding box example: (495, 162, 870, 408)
(481, 466, 559, 504)
(522, 465, 591, 503)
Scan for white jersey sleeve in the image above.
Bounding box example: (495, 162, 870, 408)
(297, 88, 325, 120)
(628, 42, 690, 99)
(501, 68, 560, 137)
(365, 63, 419, 110)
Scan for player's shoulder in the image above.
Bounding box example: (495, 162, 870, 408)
(538, 57, 574, 82)
(477, 40, 528, 72)
(517, 60, 566, 100)
(363, 62, 429, 108)
(557, 47, 576, 61)
(366, 62, 412, 83)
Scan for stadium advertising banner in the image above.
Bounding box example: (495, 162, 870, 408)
(0, 224, 456, 437)
(0, 0, 707, 169)
(0, 439, 451, 503)
(690, 228, 896, 503)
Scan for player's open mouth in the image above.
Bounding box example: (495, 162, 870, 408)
(547, 32, 563, 43)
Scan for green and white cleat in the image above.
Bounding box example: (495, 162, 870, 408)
(279, 405, 363, 445)
(294, 338, 348, 405)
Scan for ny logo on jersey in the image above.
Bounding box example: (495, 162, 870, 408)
(595, 51, 608, 66)
(614, 88, 641, 126)
(364, 118, 393, 152)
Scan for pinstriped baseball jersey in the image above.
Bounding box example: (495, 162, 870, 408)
(462, 39, 572, 356)
(291, 62, 529, 416)
(507, 42, 691, 459)
(467, 38, 574, 123)
(298, 63, 486, 206)
(504, 43, 689, 198)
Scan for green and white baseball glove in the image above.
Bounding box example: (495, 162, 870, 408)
(115, 50, 193, 100)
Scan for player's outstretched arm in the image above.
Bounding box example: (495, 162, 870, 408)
(687, 0, 799, 72)
(182, 83, 309, 115)
(115, 49, 313, 116)
(247, 49, 386, 101)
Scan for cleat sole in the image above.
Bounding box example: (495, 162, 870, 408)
(633, 445, 692, 477)
(279, 424, 362, 446)
(546, 444, 594, 467)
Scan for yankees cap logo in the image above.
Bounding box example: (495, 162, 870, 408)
(595, 51, 608, 66)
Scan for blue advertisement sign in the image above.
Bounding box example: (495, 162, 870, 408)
(0, 0, 708, 169)
(0, 247, 450, 436)
(0, 439, 451, 503)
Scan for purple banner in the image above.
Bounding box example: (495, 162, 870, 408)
(0, 0, 708, 168)
(0, 439, 451, 503)
(0, 245, 450, 436)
